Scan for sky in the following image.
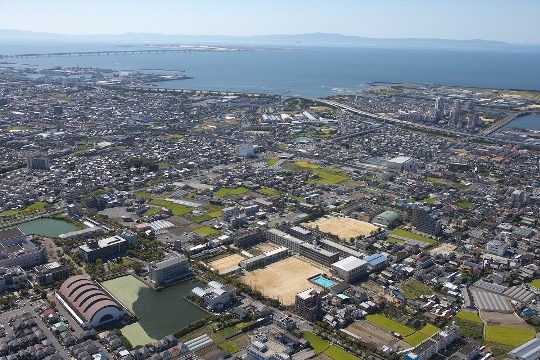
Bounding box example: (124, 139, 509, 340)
(0, 0, 539, 44)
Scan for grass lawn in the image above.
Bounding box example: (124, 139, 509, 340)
(456, 201, 473, 209)
(267, 158, 280, 166)
(258, 187, 281, 196)
(390, 229, 437, 244)
(148, 199, 192, 216)
(485, 326, 535, 347)
(302, 331, 330, 354)
(528, 279, 540, 289)
(419, 197, 437, 203)
(144, 207, 161, 216)
(426, 177, 446, 184)
(456, 311, 482, 324)
(454, 317, 483, 341)
(324, 346, 361, 360)
(366, 314, 415, 337)
(296, 161, 319, 169)
(134, 191, 151, 199)
(1, 202, 48, 216)
(194, 226, 221, 236)
(213, 187, 249, 198)
(400, 279, 433, 299)
(404, 332, 430, 347)
(220, 341, 240, 354)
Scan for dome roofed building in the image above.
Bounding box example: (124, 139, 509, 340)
(56, 275, 127, 329)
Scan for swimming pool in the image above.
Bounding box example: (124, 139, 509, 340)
(312, 275, 335, 288)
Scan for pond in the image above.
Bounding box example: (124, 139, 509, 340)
(16, 218, 78, 237)
(101, 275, 206, 345)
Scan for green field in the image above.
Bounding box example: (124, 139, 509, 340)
(404, 332, 430, 347)
(310, 168, 349, 185)
(258, 187, 281, 196)
(453, 317, 483, 341)
(386, 238, 405, 244)
(220, 341, 240, 354)
(456, 311, 482, 324)
(418, 197, 437, 203)
(528, 279, 540, 289)
(456, 201, 473, 209)
(324, 346, 361, 360)
(267, 158, 280, 166)
(302, 331, 330, 354)
(134, 191, 151, 199)
(107, 258, 137, 272)
(213, 187, 249, 198)
(485, 326, 535, 347)
(400, 279, 433, 299)
(1, 202, 48, 216)
(144, 207, 161, 216)
(296, 161, 319, 169)
(366, 314, 415, 337)
(419, 324, 440, 336)
(148, 199, 192, 216)
(390, 229, 437, 244)
(426, 177, 446, 184)
(194, 226, 221, 236)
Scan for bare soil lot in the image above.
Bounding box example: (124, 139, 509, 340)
(306, 216, 378, 240)
(240, 256, 324, 305)
(208, 254, 246, 271)
(345, 320, 410, 350)
(480, 311, 528, 327)
(429, 243, 457, 256)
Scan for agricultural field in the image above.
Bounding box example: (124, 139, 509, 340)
(296, 161, 319, 169)
(213, 187, 249, 198)
(257, 187, 281, 196)
(306, 215, 378, 240)
(324, 346, 362, 360)
(301, 331, 330, 354)
(365, 314, 415, 337)
(148, 199, 191, 216)
(485, 326, 535, 347)
(267, 158, 280, 166)
(134, 191, 151, 199)
(240, 256, 324, 305)
(345, 320, 410, 349)
(455, 311, 482, 324)
(528, 279, 540, 289)
(403, 323, 440, 347)
(389, 229, 437, 244)
(400, 279, 433, 299)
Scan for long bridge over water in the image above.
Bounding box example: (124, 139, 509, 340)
(1, 48, 250, 59)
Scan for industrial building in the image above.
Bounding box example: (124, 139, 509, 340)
(0, 228, 47, 269)
(149, 255, 191, 287)
(56, 275, 127, 329)
(330, 256, 369, 283)
(295, 288, 322, 322)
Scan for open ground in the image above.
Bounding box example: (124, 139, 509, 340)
(429, 243, 456, 256)
(239, 256, 324, 305)
(345, 320, 410, 350)
(479, 311, 529, 327)
(306, 216, 378, 240)
(208, 254, 246, 271)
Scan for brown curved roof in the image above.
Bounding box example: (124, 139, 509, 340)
(59, 275, 123, 323)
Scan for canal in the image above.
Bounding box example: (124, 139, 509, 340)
(16, 218, 78, 237)
(101, 275, 206, 346)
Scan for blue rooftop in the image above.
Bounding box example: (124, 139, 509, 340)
(363, 253, 387, 267)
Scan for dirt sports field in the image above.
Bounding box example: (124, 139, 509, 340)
(240, 256, 324, 305)
(208, 254, 245, 271)
(306, 216, 378, 240)
(345, 320, 410, 350)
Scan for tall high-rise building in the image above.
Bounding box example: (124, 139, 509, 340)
(295, 288, 322, 322)
(27, 155, 50, 170)
(412, 204, 442, 236)
(449, 100, 461, 127)
(434, 97, 445, 121)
